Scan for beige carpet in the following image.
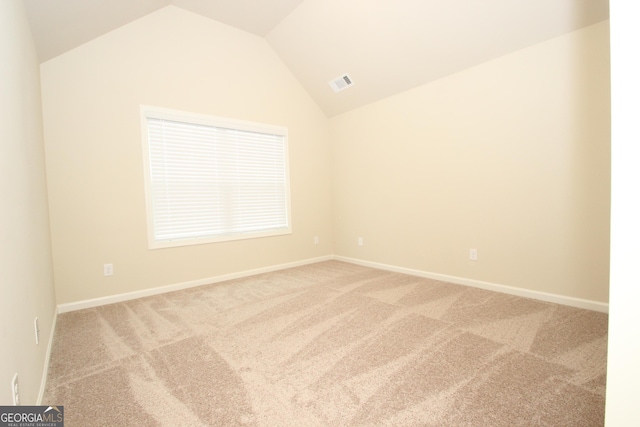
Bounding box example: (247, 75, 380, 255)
(44, 261, 608, 426)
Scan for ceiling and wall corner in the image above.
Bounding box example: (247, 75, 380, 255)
(23, 0, 609, 117)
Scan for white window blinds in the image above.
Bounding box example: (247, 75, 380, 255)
(142, 108, 290, 248)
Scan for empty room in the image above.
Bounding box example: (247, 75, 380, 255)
(1, 0, 639, 425)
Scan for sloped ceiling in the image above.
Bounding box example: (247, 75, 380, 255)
(23, 0, 609, 117)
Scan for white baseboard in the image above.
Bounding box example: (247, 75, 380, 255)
(334, 256, 609, 313)
(57, 255, 334, 313)
(37, 307, 58, 405)
(56, 254, 608, 314)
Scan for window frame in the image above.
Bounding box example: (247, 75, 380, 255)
(140, 105, 292, 249)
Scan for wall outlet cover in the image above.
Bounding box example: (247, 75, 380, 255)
(12, 373, 19, 406)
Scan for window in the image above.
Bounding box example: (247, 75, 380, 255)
(141, 106, 291, 248)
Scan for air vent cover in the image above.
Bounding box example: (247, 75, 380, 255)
(329, 73, 354, 93)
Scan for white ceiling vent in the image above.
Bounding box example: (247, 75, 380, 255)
(329, 74, 354, 93)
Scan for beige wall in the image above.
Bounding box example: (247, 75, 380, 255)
(330, 21, 610, 303)
(40, 6, 610, 306)
(0, 1, 57, 405)
(41, 6, 332, 304)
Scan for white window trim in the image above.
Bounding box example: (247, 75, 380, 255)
(140, 105, 292, 249)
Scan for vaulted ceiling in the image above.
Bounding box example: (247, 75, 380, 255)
(23, 0, 609, 116)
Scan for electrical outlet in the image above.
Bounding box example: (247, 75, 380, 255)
(34, 317, 40, 345)
(313, 236, 319, 245)
(469, 248, 478, 261)
(104, 263, 113, 276)
(11, 373, 19, 406)
(358, 237, 364, 246)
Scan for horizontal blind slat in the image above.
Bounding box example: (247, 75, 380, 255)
(145, 113, 290, 244)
